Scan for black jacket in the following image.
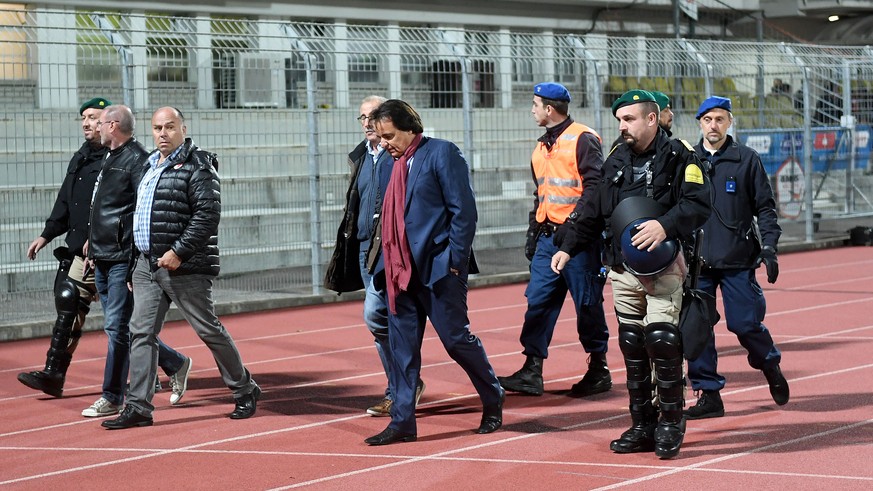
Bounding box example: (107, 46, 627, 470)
(694, 135, 781, 269)
(41, 141, 107, 256)
(137, 138, 221, 277)
(325, 140, 370, 293)
(89, 137, 149, 262)
(562, 129, 712, 267)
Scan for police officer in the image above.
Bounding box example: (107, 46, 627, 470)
(552, 89, 711, 459)
(498, 82, 611, 398)
(610, 91, 672, 149)
(684, 96, 788, 420)
(17, 97, 110, 397)
(652, 91, 674, 137)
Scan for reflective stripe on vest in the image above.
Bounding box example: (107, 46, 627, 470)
(532, 122, 601, 224)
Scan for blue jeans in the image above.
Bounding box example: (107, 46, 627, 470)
(95, 260, 187, 406)
(360, 250, 392, 399)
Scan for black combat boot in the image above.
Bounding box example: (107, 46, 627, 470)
(610, 402, 657, 453)
(17, 324, 75, 398)
(684, 390, 724, 420)
(498, 356, 544, 395)
(654, 412, 686, 459)
(763, 364, 790, 406)
(570, 352, 612, 396)
(17, 273, 83, 398)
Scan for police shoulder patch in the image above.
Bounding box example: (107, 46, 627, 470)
(685, 163, 704, 184)
(680, 139, 695, 152)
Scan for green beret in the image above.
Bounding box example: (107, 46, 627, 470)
(611, 89, 657, 116)
(652, 91, 670, 111)
(79, 97, 112, 115)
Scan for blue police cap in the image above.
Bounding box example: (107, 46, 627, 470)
(696, 96, 732, 119)
(534, 82, 571, 102)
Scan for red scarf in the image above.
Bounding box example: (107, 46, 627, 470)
(382, 133, 423, 314)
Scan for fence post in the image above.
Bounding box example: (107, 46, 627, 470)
(438, 28, 475, 171)
(282, 24, 323, 293)
(781, 43, 815, 243)
(90, 14, 134, 109)
(842, 60, 855, 214)
(569, 35, 602, 133)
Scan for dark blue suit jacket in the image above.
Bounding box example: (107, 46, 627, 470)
(399, 136, 477, 287)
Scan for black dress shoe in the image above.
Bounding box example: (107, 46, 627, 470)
(230, 386, 261, 419)
(364, 427, 417, 446)
(476, 389, 505, 434)
(101, 405, 153, 430)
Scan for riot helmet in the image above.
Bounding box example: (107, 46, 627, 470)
(611, 196, 681, 276)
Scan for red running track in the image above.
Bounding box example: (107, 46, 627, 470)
(2, 246, 873, 490)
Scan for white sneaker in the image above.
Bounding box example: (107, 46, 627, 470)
(82, 397, 120, 418)
(169, 357, 192, 405)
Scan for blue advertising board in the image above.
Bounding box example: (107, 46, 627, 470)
(739, 125, 872, 176)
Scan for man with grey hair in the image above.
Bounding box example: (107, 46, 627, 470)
(83, 104, 190, 419)
(326, 95, 425, 417)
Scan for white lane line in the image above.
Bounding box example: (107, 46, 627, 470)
(590, 418, 873, 490)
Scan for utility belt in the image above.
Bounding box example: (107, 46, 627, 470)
(536, 220, 562, 238)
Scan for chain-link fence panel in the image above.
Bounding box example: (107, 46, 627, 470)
(1, 8, 872, 329)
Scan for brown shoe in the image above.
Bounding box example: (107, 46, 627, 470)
(366, 397, 393, 417)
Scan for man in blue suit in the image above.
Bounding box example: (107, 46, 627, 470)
(363, 99, 504, 446)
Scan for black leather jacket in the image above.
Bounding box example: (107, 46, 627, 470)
(88, 137, 149, 262)
(136, 138, 221, 277)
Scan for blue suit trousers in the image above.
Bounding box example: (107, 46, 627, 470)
(386, 273, 501, 435)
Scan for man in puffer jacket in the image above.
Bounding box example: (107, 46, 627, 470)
(102, 107, 260, 430)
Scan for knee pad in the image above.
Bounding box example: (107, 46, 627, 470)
(619, 323, 652, 391)
(618, 323, 646, 358)
(55, 277, 80, 316)
(645, 322, 682, 361)
(52, 260, 73, 295)
(645, 322, 685, 411)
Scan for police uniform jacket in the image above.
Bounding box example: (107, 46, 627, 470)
(41, 141, 108, 257)
(561, 128, 711, 267)
(694, 135, 781, 269)
(89, 137, 149, 262)
(325, 139, 371, 293)
(138, 138, 221, 277)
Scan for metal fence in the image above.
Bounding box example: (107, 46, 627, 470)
(1, 8, 872, 324)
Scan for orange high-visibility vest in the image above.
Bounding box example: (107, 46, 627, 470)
(532, 122, 601, 224)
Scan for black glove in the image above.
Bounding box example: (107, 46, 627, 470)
(525, 225, 538, 261)
(755, 245, 779, 284)
(553, 223, 569, 248)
